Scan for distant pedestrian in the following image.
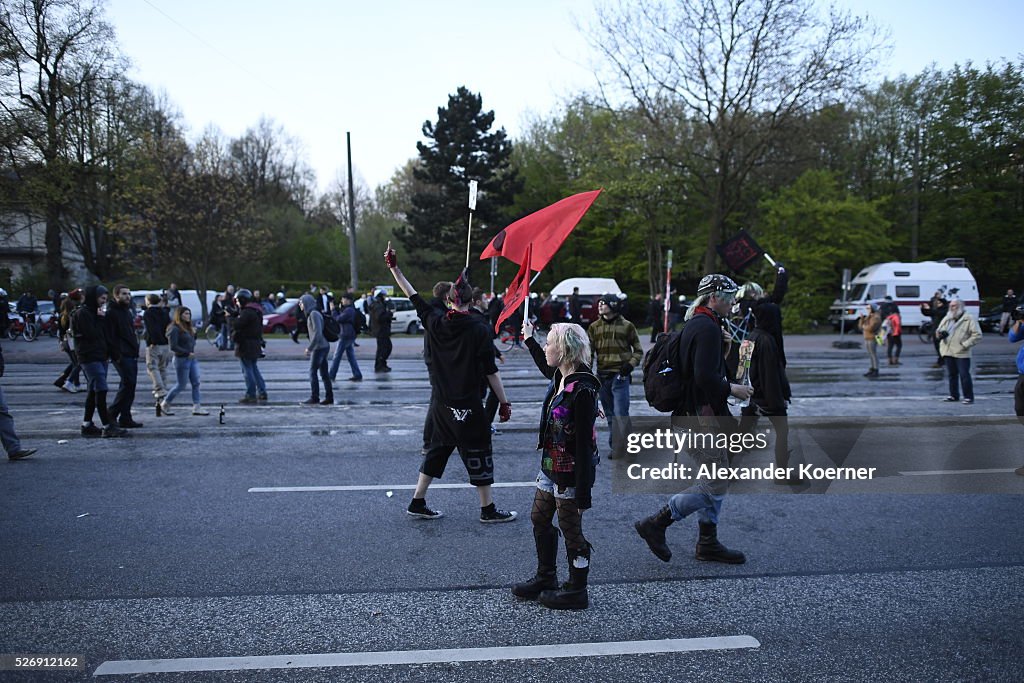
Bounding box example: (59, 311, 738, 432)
(884, 308, 902, 365)
(233, 289, 267, 404)
(569, 287, 582, 325)
(856, 304, 882, 377)
(106, 285, 143, 428)
(648, 293, 664, 343)
(587, 293, 642, 457)
(921, 291, 949, 367)
(1, 341, 37, 460)
(160, 307, 210, 416)
(142, 293, 172, 402)
(54, 289, 83, 393)
(937, 298, 982, 405)
(72, 286, 127, 437)
(370, 291, 394, 373)
(165, 283, 181, 311)
(299, 294, 333, 405)
(328, 293, 363, 383)
(1000, 289, 1017, 335)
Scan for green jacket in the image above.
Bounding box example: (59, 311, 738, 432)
(587, 315, 643, 375)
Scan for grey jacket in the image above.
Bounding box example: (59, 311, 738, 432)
(168, 325, 196, 357)
(302, 294, 329, 351)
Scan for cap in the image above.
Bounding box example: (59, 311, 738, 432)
(696, 274, 739, 297)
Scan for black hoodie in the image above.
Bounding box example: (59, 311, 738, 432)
(748, 300, 791, 415)
(106, 297, 140, 359)
(412, 293, 497, 404)
(72, 286, 113, 364)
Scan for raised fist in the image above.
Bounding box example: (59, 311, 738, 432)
(499, 402, 512, 422)
(384, 241, 397, 269)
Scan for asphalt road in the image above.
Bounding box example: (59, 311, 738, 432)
(1, 332, 1022, 681)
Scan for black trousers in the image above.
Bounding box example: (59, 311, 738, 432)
(375, 333, 392, 369)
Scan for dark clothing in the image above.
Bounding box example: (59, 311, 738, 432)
(746, 328, 789, 416)
(16, 294, 37, 313)
(143, 307, 170, 346)
(648, 299, 664, 342)
(72, 287, 112, 365)
(209, 300, 226, 327)
(569, 293, 582, 323)
(232, 303, 264, 361)
(413, 294, 498, 405)
(1002, 294, 1018, 314)
(674, 308, 731, 417)
(525, 338, 600, 509)
(109, 355, 139, 424)
(372, 297, 394, 371)
(106, 301, 140, 360)
(337, 305, 358, 341)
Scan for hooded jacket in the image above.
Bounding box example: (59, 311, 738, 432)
(72, 286, 113, 364)
(233, 302, 265, 360)
(301, 294, 328, 351)
(748, 300, 791, 415)
(412, 293, 497, 404)
(675, 307, 732, 416)
(525, 337, 600, 509)
(106, 297, 140, 359)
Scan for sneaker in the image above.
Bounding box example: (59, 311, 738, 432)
(300, 397, 319, 405)
(348, 377, 362, 382)
(238, 396, 257, 405)
(962, 398, 974, 404)
(81, 423, 102, 437)
(8, 448, 37, 461)
(192, 404, 210, 416)
(480, 507, 518, 524)
(102, 425, 128, 438)
(118, 419, 144, 428)
(62, 381, 78, 393)
(407, 501, 444, 520)
(942, 396, 958, 402)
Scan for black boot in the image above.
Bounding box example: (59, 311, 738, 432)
(511, 525, 559, 600)
(634, 506, 674, 562)
(539, 545, 590, 610)
(695, 521, 746, 564)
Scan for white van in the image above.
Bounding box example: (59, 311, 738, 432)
(829, 259, 980, 329)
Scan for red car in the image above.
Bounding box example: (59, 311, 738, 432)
(262, 300, 300, 334)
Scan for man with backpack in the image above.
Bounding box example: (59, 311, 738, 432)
(587, 293, 643, 458)
(329, 293, 363, 383)
(635, 274, 753, 566)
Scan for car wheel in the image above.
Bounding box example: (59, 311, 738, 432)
(406, 321, 419, 335)
(273, 325, 285, 334)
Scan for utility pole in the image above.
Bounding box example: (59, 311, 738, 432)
(346, 132, 359, 291)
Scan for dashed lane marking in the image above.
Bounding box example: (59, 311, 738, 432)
(93, 635, 761, 675)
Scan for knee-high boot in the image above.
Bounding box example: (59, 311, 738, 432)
(511, 524, 559, 599)
(539, 544, 590, 610)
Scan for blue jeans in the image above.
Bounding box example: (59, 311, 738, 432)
(80, 361, 109, 393)
(165, 356, 201, 405)
(0, 385, 24, 456)
(240, 358, 266, 398)
(667, 443, 730, 525)
(945, 356, 974, 400)
(309, 347, 332, 400)
(598, 373, 632, 451)
(329, 338, 361, 380)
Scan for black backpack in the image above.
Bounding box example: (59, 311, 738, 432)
(322, 314, 341, 343)
(642, 330, 687, 412)
(352, 307, 367, 336)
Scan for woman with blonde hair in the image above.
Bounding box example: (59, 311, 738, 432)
(159, 307, 209, 416)
(513, 321, 601, 610)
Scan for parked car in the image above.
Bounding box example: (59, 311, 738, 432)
(262, 300, 300, 334)
(977, 305, 1004, 333)
(354, 295, 422, 335)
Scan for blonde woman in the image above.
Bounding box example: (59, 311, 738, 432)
(160, 307, 209, 416)
(514, 321, 601, 610)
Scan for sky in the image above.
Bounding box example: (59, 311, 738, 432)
(105, 0, 1024, 194)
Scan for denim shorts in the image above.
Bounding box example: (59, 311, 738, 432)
(535, 471, 575, 500)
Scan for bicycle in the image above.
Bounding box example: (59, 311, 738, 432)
(918, 319, 934, 344)
(204, 323, 220, 346)
(9, 312, 38, 341)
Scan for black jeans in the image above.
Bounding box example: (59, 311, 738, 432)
(110, 356, 139, 422)
(375, 333, 392, 370)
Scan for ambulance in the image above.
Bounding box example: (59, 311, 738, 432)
(829, 259, 980, 330)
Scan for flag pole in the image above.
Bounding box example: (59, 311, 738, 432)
(465, 180, 478, 269)
(663, 249, 673, 335)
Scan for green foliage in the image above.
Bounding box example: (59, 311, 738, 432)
(757, 170, 893, 332)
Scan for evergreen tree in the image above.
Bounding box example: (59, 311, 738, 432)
(403, 86, 522, 274)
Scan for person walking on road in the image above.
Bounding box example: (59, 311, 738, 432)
(233, 288, 268, 404)
(1, 341, 37, 460)
(634, 274, 753, 566)
(937, 298, 982, 405)
(385, 242, 516, 523)
(1000, 289, 1017, 336)
(587, 293, 643, 457)
(106, 285, 143, 428)
(54, 290, 83, 393)
(72, 286, 127, 438)
(142, 294, 172, 402)
(885, 307, 903, 366)
(856, 304, 882, 377)
(370, 291, 394, 373)
(160, 307, 210, 416)
(299, 294, 333, 405)
(328, 293, 363, 383)
(513, 321, 600, 610)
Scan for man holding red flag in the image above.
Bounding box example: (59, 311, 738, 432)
(385, 242, 517, 524)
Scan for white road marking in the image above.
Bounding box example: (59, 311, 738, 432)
(249, 481, 537, 493)
(899, 468, 1017, 476)
(93, 636, 760, 675)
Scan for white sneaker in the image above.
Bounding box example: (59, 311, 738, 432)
(63, 381, 79, 393)
(192, 404, 210, 416)
(159, 400, 174, 415)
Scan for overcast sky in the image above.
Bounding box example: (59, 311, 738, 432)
(105, 0, 1024, 194)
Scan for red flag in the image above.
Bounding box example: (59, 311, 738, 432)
(495, 244, 532, 334)
(480, 189, 601, 270)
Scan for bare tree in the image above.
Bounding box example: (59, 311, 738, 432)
(586, 0, 884, 272)
(0, 0, 117, 289)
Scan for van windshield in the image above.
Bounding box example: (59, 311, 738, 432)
(847, 284, 867, 301)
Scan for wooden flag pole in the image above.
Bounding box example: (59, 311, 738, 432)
(663, 249, 673, 335)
